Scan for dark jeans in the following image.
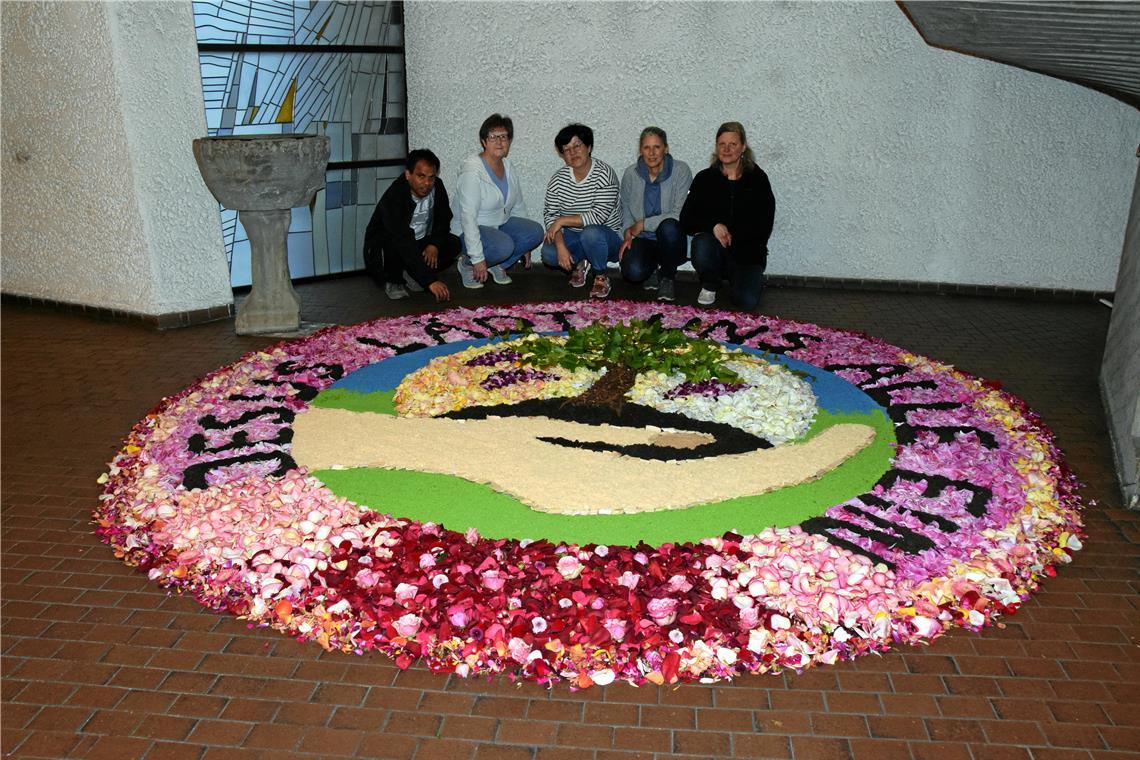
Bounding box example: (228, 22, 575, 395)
(690, 232, 766, 310)
(620, 218, 687, 283)
(378, 234, 460, 288)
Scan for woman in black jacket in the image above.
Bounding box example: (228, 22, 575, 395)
(679, 122, 775, 309)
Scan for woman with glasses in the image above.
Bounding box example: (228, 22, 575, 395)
(617, 126, 693, 302)
(541, 123, 622, 299)
(452, 113, 544, 288)
(680, 121, 775, 310)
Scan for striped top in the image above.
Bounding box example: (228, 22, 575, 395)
(543, 158, 622, 233)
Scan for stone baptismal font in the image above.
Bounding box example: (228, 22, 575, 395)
(193, 134, 330, 334)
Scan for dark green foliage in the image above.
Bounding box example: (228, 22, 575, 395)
(516, 319, 744, 384)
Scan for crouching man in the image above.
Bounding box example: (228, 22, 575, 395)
(363, 149, 459, 302)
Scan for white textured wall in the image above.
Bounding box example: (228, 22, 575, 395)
(405, 1, 1140, 291)
(1, 1, 231, 315)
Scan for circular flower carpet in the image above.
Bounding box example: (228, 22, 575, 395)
(96, 301, 1084, 687)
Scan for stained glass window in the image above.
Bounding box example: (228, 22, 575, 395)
(193, 1, 407, 287)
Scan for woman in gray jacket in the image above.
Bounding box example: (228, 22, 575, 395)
(617, 127, 693, 301)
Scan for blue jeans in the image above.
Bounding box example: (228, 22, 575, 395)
(460, 216, 544, 269)
(690, 232, 766, 310)
(541, 224, 622, 275)
(620, 218, 687, 282)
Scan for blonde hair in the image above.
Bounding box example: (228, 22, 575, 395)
(709, 121, 756, 172)
(639, 126, 667, 147)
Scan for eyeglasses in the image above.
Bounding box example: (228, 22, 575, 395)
(486, 133, 511, 142)
(562, 140, 586, 154)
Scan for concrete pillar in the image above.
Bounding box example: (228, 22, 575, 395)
(1100, 155, 1140, 509)
(1, 1, 232, 320)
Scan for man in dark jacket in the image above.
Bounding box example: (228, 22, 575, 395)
(363, 149, 459, 301)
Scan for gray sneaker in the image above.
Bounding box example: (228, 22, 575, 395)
(657, 277, 675, 302)
(457, 256, 483, 289)
(403, 271, 424, 292)
(385, 282, 409, 300)
(569, 259, 591, 288)
(697, 288, 717, 306)
(488, 264, 512, 285)
(643, 271, 660, 291)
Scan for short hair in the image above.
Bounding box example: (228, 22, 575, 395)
(710, 121, 756, 171)
(639, 126, 668, 147)
(405, 149, 440, 173)
(554, 123, 594, 153)
(479, 113, 514, 143)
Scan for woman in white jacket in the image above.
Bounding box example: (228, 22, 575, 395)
(451, 114, 544, 288)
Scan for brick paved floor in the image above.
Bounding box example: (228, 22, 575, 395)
(3, 270, 1138, 759)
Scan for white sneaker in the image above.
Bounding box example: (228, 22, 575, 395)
(488, 264, 512, 285)
(697, 288, 717, 306)
(457, 256, 483, 289)
(385, 282, 409, 300)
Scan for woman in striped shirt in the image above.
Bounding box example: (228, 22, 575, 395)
(541, 123, 623, 299)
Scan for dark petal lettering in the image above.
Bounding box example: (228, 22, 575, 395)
(472, 315, 536, 334)
(356, 337, 430, 354)
(799, 516, 895, 568)
(877, 469, 994, 518)
(533, 310, 576, 332)
(689, 318, 772, 346)
(423, 318, 487, 344)
(275, 360, 344, 382)
(860, 493, 960, 533)
(253, 378, 319, 402)
(755, 332, 824, 355)
(857, 380, 939, 409)
(187, 426, 294, 456)
(182, 451, 298, 490)
(885, 401, 963, 425)
(804, 363, 989, 561)
(840, 505, 936, 552)
(893, 424, 998, 449)
(198, 406, 296, 431)
(824, 363, 914, 385)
